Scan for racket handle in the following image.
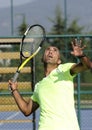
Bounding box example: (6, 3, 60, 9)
(8, 72, 19, 91)
(12, 71, 19, 82)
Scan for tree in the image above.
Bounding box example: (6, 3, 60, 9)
(17, 15, 28, 36)
(48, 5, 84, 62)
(67, 19, 84, 34)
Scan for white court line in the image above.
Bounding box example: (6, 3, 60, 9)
(0, 111, 20, 126)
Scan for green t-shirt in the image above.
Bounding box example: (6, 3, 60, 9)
(31, 63, 80, 130)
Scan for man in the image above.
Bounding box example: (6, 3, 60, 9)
(9, 39, 91, 130)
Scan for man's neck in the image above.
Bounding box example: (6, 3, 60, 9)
(44, 64, 58, 76)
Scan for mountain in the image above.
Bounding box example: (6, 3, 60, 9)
(0, 0, 61, 36)
(0, 0, 92, 36)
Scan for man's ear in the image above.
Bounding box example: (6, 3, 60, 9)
(58, 59, 61, 65)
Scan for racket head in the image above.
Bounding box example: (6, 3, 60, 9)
(20, 24, 46, 58)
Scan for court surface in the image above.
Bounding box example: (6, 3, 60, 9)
(0, 109, 92, 130)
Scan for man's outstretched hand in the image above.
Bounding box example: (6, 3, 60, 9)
(71, 39, 86, 57)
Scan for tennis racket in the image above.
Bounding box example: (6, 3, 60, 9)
(12, 24, 46, 83)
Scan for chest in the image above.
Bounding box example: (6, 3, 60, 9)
(36, 76, 74, 104)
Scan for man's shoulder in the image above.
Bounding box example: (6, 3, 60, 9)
(58, 63, 75, 71)
(59, 62, 75, 67)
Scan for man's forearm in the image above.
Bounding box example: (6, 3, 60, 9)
(11, 89, 31, 116)
(78, 55, 92, 69)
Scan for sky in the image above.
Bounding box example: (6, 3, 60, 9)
(0, 0, 92, 36)
(0, 0, 33, 8)
(68, 0, 92, 32)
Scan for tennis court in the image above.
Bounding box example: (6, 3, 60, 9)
(0, 110, 39, 130)
(0, 109, 92, 130)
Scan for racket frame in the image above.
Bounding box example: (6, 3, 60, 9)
(12, 24, 46, 82)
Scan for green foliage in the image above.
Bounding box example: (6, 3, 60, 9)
(17, 16, 28, 36)
(67, 19, 84, 34)
(48, 5, 65, 35)
(47, 6, 84, 63)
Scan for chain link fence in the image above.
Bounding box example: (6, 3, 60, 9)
(0, 37, 35, 130)
(0, 35, 92, 130)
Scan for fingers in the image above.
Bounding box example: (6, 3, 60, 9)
(70, 51, 74, 55)
(71, 38, 86, 49)
(81, 45, 86, 50)
(8, 80, 12, 85)
(71, 39, 81, 46)
(71, 41, 74, 48)
(75, 39, 82, 46)
(8, 80, 17, 90)
(71, 38, 86, 57)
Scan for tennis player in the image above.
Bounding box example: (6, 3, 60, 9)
(9, 39, 91, 130)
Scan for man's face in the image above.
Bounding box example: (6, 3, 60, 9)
(42, 46, 61, 65)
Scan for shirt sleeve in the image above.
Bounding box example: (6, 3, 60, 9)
(58, 63, 76, 79)
(31, 83, 39, 103)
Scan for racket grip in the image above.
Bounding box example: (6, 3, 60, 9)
(8, 72, 19, 91)
(12, 71, 19, 82)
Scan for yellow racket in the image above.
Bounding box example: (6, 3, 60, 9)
(12, 24, 46, 82)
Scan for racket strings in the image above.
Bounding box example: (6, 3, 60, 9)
(22, 42, 33, 57)
(22, 25, 44, 58)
